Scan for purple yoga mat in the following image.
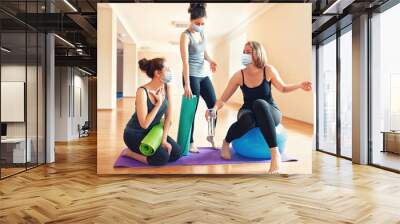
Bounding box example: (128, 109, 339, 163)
(114, 147, 297, 168)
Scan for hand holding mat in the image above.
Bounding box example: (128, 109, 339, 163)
(139, 122, 164, 156)
(177, 95, 199, 156)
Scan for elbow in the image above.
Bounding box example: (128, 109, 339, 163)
(139, 121, 149, 129)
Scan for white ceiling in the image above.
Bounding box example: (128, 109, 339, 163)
(111, 3, 273, 52)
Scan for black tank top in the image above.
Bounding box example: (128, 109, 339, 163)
(240, 67, 279, 111)
(125, 86, 168, 131)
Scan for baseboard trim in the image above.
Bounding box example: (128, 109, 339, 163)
(282, 116, 313, 127)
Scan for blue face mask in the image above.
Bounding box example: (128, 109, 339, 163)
(192, 24, 203, 33)
(162, 70, 173, 84)
(241, 53, 253, 66)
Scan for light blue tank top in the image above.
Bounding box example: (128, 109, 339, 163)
(184, 29, 208, 77)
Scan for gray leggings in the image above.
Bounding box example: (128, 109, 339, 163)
(225, 99, 282, 147)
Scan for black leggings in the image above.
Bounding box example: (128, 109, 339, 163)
(225, 99, 282, 148)
(123, 127, 182, 166)
(185, 76, 217, 143)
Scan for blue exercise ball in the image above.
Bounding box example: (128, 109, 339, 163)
(232, 124, 287, 159)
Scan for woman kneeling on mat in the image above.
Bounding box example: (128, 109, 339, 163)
(122, 57, 182, 166)
(207, 41, 312, 174)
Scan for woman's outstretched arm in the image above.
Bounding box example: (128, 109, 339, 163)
(268, 65, 312, 93)
(212, 71, 241, 112)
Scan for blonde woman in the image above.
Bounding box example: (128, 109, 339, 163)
(207, 41, 312, 174)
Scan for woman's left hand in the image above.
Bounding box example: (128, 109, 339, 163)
(300, 81, 312, 91)
(161, 139, 172, 154)
(210, 61, 217, 73)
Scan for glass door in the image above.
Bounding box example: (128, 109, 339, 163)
(370, 2, 400, 172)
(339, 27, 352, 159)
(317, 36, 337, 155)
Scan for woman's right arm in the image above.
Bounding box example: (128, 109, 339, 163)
(136, 88, 162, 129)
(213, 71, 241, 112)
(180, 32, 192, 98)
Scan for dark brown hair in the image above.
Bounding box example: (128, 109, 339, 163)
(138, 58, 165, 78)
(188, 3, 207, 20)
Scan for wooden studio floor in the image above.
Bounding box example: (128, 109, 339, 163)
(97, 96, 313, 174)
(1, 131, 400, 223)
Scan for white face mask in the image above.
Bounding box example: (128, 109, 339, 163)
(162, 70, 173, 83)
(192, 24, 203, 33)
(241, 53, 253, 66)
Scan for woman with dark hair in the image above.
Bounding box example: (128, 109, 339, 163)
(180, 3, 218, 152)
(122, 57, 182, 166)
(207, 41, 312, 174)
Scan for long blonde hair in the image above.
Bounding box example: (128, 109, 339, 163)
(246, 41, 268, 68)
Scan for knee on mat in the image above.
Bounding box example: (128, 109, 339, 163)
(169, 147, 182, 162)
(148, 151, 169, 166)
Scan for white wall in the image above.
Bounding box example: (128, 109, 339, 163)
(54, 67, 89, 141)
(55, 67, 70, 141)
(1, 65, 33, 137)
(211, 4, 313, 124)
(117, 52, 124, 93)
(97, 4, 117, 109)
(122, 43, 138, 97)
(1, 64, 46, 163)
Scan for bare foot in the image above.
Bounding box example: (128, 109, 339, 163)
(121, 148, 131, 157)
(268, 148, 282, 174)
(220, 140, 231, 160)
(189, 143, 199, 153)
(207, 136, 217, 149)
(121, 148, 148, 164)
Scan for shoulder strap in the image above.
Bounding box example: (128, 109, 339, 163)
(263, 66, 267, 80)
(241, 70, 245, 86)
(140, 86, 149, 98)
(185, 29, 192, 38)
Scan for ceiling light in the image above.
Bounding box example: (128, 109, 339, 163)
(54, 34, 75, 48)
(323, 0, 354, 15)
(171, 21, 190, 28)
(168, 41, 179, 46)
(1, 47, 11, 53)
(78, 67, 93, 76)
(63, 0, 78, 12)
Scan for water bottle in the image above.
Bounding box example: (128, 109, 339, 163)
(207, 109, 216, 137)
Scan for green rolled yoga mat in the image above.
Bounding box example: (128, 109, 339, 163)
(177, 95, 199, 156)
(139, 122, 164, 156)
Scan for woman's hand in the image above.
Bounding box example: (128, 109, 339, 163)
(184, 84, 193, 99)
(300, 81, 312, 91)
(161, 139, 172, 154)
(209, 60, 217, 73)
(149, 87, 165, 106)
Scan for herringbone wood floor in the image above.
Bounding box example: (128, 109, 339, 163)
(1, 133, 400, 223)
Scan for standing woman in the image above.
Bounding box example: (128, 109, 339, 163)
(180, 3, 218, 152)
(122, 58, 182, 166)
